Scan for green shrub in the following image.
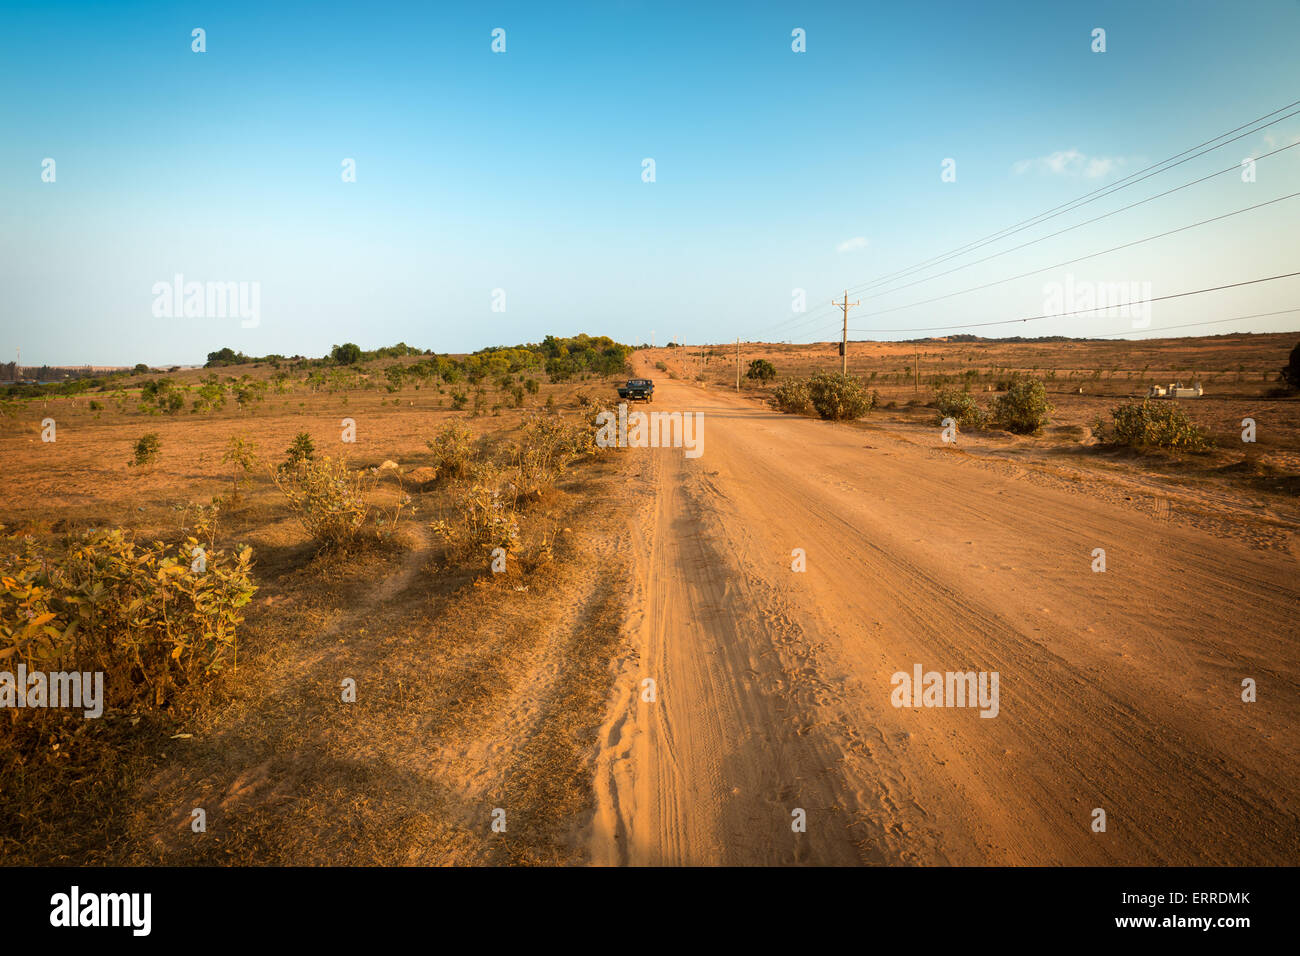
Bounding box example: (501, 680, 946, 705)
(284, 432, 315, 467)
(746, 359, 777, 382)
(990, 374, 1052, 434)
(0, 527, 256, 713)
(426, 421, 475, 480)
(771, 378, 813, 414)
(130, 433, 161, 466)
(223, 436, 259, 502)
(1106, 401, 1213, 451)
(933, 386, 986, 429)
(330, 342, 362, 365)
(807, 373, 874, 421)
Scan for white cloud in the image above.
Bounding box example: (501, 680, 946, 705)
(1261, 130, 1300, 151)
(836, 236, 868, 253)
(1013, 149, 1127, 179)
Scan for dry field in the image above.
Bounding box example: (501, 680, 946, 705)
(2, 331, 1298, 866)
(659, 332, 1300, 536)
(1, 368, 635, 865)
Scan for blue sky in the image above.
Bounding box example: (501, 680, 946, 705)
(2, 0, 1298, 365)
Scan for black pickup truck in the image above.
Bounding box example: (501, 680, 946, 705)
(617, 378, 654, 402)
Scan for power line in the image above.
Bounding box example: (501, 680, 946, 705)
(846, 102, 1300, 296)
(845, 271, 1300, 334)
(1072, 308, 1300, 340)
(772, 143, 1299, 342)
(859, 141, 1300, 303)
(755, 99, 1300, 338)
(850, 191, 1300, 323)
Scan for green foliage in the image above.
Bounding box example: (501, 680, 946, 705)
(771, 378, 813, 414)
(0, 527, 257, 713)
(330, 342, 363, 365)
(130, 433, 161, 466)
(205, 348, 247, 368)
(222, 436, 259, 502)
(138, 378, 186, 414)
(285, 432, 315, 467)
(933, 386, 986, 429)
(990, 374, 1052, 434)
(746, 359, 777, 382)
(807, 372, 874, 421)
(1106, 401, 1213, 451)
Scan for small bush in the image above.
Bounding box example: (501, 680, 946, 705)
(0, 527, 257, 714)
(426, 421, 475, 480)
(990, 374, 1052, 434)
(1105, 401, 1213, 451)
(223, 436, 258, 502)
(510, 413, 590, 497)
(284, 432, 315, 467)
(130, 432, 161, 466)
(746, 359, 776, 382)
(807, 373, 873, 421)
(429, 463, 521, 564)
(771, 378, 813, 414)
(272, 456, 395, 550)
(933, 387, 986, 429)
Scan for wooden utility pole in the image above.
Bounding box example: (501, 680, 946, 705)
(832, 290, 859, 374)
(735, 338, 741, 391)
(914, 351, 920, 393)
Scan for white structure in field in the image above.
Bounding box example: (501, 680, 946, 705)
(1147, 382, 1203, 399)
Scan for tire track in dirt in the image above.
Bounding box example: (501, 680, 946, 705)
(590, 369, 1300, 865)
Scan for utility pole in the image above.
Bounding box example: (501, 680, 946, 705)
(832, 290, 859, 374)
(735, 338, 740, 391)
(651, 331, 655, 348)
(914, 351, 919, 393)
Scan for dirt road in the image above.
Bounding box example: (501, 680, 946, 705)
(589, 369, 1300, 865)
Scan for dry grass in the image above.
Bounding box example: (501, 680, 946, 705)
(0, 370, 633, 865)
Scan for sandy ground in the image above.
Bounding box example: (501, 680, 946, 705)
(589, 359, 1300, 865)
